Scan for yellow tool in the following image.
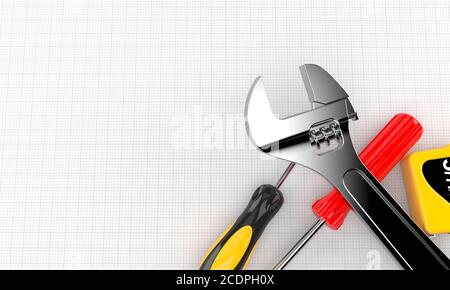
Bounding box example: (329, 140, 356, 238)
(198, 176, 287, 270)
(401, 144, 450, 235)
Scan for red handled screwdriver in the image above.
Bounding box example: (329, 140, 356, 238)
(273, 113, 423, 269)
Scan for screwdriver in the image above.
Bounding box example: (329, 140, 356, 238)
(199, 113, 422, 270)
(274, 113, 423, 269)
(199, 164, 292, 270)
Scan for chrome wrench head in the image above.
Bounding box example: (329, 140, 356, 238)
(244, 64, 358, 183)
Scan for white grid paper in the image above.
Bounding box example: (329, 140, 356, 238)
(0, 0, 449, 269)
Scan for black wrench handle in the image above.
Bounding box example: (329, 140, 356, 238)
(341, 167, 450, 269)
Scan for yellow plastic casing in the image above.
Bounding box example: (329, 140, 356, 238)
(401, 145, 450, 235)
(200, 225, 254, 270)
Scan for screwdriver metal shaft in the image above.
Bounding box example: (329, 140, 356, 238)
(273, 162, 326, 270)
(275, 163, 295, 189)
(273, 218, 325, 270)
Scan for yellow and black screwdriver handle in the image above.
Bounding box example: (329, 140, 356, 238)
(199, 184, 284, 270)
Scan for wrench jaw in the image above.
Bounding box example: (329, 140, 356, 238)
(244, 67, 359, 181)
(244, 65, 361, 188)
(300, 64, 350, 108)
(244, 76, 283, 152)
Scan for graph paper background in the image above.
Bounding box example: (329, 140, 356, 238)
(0, 0, 450, 269)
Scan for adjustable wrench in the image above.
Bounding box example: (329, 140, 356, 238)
(244, 64, 450, 269)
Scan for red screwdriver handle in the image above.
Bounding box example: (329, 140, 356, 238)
(312, 113, 423, 230)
